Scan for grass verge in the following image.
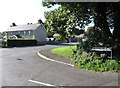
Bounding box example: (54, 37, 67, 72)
(51, 46, 76, 58)
(51, 46, 120, 73)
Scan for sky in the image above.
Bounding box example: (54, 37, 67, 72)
(0, 0, 59, 32)
(0, 0, 94, 33)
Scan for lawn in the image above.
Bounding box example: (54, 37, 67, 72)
(51, 46, 76, 57)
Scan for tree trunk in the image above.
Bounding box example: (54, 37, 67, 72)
(93, 3, 112, 37)
(112, 3, 120, 58)
(113, 3, 120, 42)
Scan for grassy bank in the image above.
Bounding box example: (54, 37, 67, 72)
(51, 46, 120, 73)
(51, 46, 76, 57)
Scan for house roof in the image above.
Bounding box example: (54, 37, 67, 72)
(4, 23, 42, 32)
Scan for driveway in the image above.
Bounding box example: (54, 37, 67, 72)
(1, 45, 119, 86)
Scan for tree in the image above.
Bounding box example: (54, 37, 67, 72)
(44, 3, 92, 40)
(43, 2, 120, 57)
(112, 3, 120, 42)
(92, 3, 112, 37)
(110, 3, 120, 57)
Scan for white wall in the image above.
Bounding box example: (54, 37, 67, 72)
(34, 24, 46, 44)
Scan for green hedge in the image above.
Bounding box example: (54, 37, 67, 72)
(7, 39, 37, 47)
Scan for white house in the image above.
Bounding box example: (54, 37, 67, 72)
(4, 21, 46, 44)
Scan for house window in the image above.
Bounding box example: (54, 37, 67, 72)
(11, 32, 13, 35)
(18, 31, 21, 34)
(8, 32, 12, 36)
(29, 31, 31, 35)
(26, 31, 29, 35)
(20, 31, 24, 35)
(24, 31, 26, 35)
(14, 31, 18, 35)
(30, 31, 33, 35)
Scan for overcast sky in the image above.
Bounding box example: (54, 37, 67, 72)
(0, 0, 59, 32)
(0, 0, 94, 33)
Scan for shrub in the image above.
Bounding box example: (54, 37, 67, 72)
(77, 27, 114, 52)
(55, 34, 65, 42)
(71, 51, 120, 72)
(70, 26, 120, 72)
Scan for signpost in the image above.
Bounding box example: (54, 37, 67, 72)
(91, 47, 112, 58)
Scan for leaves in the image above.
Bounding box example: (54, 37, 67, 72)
(43, 2, 120, 57)
(44, 3, 92, 38)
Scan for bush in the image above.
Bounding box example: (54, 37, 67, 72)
(77, 27, 114, 52)
(55, 34, 65, 42)
(71, 52, 120, 72)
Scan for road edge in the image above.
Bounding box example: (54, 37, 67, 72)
(37, 51, 74, 67)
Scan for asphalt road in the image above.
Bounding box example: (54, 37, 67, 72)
(1, 45, 119, 86)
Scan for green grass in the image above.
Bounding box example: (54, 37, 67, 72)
(71, 54, 120, 72)
(51, 46, 76, 57)
(51, 46, 120, 72)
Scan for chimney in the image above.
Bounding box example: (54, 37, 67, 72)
(27, 23, 32, 25)
(12, 22, 17, 27)
(38, 19, 43, 24)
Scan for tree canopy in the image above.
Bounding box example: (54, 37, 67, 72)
(43, 2, 120, 57)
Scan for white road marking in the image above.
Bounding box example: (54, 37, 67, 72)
(37, 52, 74, 67)
(28, 79, 55, 87)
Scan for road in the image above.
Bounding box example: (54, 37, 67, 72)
(1, 45, 119, 86)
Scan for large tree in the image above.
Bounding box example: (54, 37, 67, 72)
(110, 3, 120, 57)
(43, 2, 120, 57)
(112, 3, 120, 42)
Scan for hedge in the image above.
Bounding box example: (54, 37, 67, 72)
(7, 39, 37, 47)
